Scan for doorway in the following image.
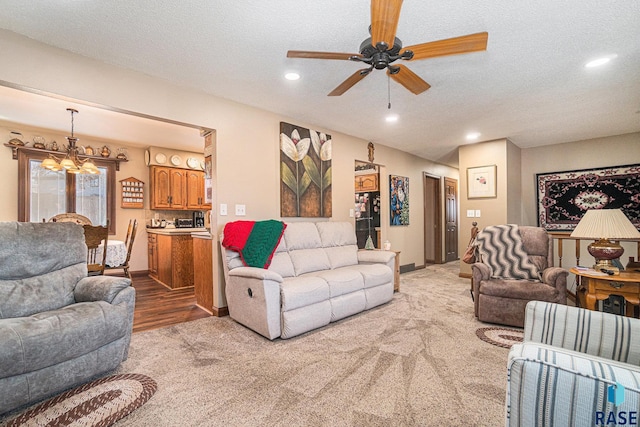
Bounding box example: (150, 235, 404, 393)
(354, 161, 381, 249)
(423, 173, 442, 264)
(444, 177, 459, 262)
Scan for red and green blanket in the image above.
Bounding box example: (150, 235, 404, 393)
(222, 220, 287, 268)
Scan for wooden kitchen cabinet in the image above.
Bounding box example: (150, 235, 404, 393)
(186, 170, 211, 210)
(150, 166, 187, 210)
(148, 232, 194, 289)
(193, 233, 214, 314)
(355, 173, 379, 192)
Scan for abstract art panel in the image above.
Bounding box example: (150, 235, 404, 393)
(390, 175, 409, 226)
(280, 122, 332, 217)
(536, 164, 640, 232)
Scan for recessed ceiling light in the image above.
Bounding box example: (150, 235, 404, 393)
(284, 72, 300, 81)
(466, 132, 481, 141)
(385, 114, 398, 123)
(585, 54, 617, 68)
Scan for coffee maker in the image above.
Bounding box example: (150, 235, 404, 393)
(193, 211, 205, 228)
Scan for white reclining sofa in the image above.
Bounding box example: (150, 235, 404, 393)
(221, 222, 396, 339)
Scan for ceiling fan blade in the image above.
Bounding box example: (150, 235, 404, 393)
(403, 32, 488, 60)
(388, 65, 431, 95)
(371, 0, 403, 49)
(287, 50, 362, 60)
(328, 69, 370, 96)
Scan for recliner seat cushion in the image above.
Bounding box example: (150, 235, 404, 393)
(315, 268, 364, 297)
(280, 276, 330, 311)
(479, 279, 559, 301)
(0, 301, 129, 378)
(347, 264, 393, 288)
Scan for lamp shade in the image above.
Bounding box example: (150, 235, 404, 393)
(570, 209, 640, 239)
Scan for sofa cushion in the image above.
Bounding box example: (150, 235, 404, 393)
(0, 222, 86, 280)
(0, 301, 129, 379)
(280, 276, 330, 311)
(348, 264, 393, 288)
(324, 245, 359, 270)
(0, 263, 86, 319)
(269, 252, 295, 278)
(289, 248, 331, 276)
(284, 222, 322, 250)
(315, 268, 364, 297)
(316, 222, 357, 247)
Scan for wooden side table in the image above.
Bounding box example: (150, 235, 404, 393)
(571, 268, 640, 317)
(393, 251, 401, 292)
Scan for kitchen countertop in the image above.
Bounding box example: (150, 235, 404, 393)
(146, 227, 208, 235)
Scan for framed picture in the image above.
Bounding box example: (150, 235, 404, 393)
(389, 175, 409, 226)
(467, 165, 497, 199)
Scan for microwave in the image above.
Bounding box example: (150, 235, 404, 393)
(175, 218, 194, 228)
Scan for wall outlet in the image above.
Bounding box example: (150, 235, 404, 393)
(235, 204, 246, 216)
(220, 203, 227, 216)
(466, 210, 475, 217)
(475, 210, 481, 217)
(349, 208, 354, 218)
(154, 213, 160, 220)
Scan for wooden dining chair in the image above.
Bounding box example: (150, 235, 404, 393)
(83, 223, 109, 276)
(105, 219, 138, 279)
(50, 212, 93, 225)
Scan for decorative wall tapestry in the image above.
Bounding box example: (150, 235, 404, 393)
(280, 122, 332, 217)
(536, 164, 640, 232)
(390, 175, 409, 226)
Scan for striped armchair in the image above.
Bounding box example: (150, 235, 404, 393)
(507, 301, 640, 426)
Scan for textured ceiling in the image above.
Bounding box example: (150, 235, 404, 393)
(0, 0, 639, 166)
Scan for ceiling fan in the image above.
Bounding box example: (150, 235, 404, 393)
(287, 0, 488, 96)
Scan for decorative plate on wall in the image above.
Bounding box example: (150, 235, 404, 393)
(170, 155, 182, 166)
(144, 149, 151, 166)
(186, 157, 199, 169)
(155, 153, 167, 164)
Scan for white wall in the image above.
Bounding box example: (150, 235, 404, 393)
(0, 30, 458, 309)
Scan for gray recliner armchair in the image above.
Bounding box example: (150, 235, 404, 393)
(471, 225, 568, 327)
(0, 222, 136, 415)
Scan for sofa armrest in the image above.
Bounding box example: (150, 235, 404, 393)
(74, 276, 132, 304)
(471, 262, 490, 282)
(507, 342, 640, 426)
(542, 266, 568, 290)
(229, 267, 284, 283)
(524, 301, 640, 364)
(357, 250, 395, 265)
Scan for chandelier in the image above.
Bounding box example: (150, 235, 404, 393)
(41, 108, 99, 174)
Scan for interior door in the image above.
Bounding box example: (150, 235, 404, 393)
(423, 174, 442, 264)
(444, 178, 458, 262)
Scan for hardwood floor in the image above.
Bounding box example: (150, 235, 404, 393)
(129, 273, 212, 333)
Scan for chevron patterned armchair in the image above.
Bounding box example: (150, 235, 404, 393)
(472, 225, 568, 327)
(507, 301, 640, 426)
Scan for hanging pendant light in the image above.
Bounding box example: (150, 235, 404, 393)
(42, 108, 99, 174)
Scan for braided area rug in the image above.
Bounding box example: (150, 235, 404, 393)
(476, 327, 524, 348)
(1, 374, 156, 427)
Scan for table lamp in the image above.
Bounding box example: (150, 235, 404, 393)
(570, 209, 640, 274)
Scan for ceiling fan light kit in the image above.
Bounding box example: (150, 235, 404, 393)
(287, 0, 488, 97)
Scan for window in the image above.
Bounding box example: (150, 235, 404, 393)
(18, 149, 116, 233)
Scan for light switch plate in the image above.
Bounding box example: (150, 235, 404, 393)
(475, 210, 481, 217)
(235, 204, 246, 216)
(220, 203, 227, 216)
(466, 210, 475, 217)
(349, 209, 354, 218)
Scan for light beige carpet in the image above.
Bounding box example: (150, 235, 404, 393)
(115, 262, 509, 426)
